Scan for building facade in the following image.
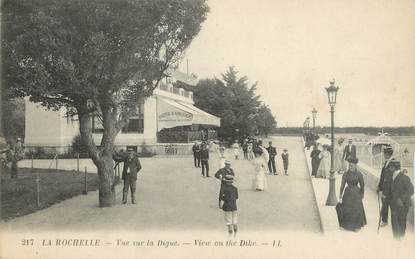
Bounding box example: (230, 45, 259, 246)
(24, 72, 220, 154)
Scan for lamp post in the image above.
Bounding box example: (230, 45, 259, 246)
(312, 108, 317, 136)
(325, 79, 339, 206)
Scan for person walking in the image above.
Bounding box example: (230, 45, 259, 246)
(219, 174, 238, 237)
(232, 140, 240, 160)
(281, 148, 289, 176)
(382, 161, 414, 239)
(338, 158, 367, 231)
(376, 146, 394, 227)
(343, 139, 357, 168)
(247, 141, 254, 160)
(316, 145, 330, 178)
(334, 139, 347, 174)
(252, 148, 268, 191)
(242, 140, 248, 160)
(310, 144, 321, 177)
(113, 147, 142, 204)
(200, 144, 210, 177)
(192, 142, 201, 168)
(266, 141, 277, 175)
(215, 160, 235, 208)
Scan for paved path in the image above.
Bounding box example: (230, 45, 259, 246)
(4, 137, 321, 233)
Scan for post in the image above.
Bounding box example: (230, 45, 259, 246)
(55, 154, 58, 173)
(77, 153, 80, 173)
(36, 172, 40, 207)
(326, 106, 338, 206)
(31, 154, 34, 171)
(83, 167, 87, 194)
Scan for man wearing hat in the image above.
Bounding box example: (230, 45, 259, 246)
(342, 139, 357, 167)
(200, 143, 210, 177)
(281, 148, 289, 176)
(266, 141, 277, 175)
(113, 147, 142, 204)
(215, 160, 235, 208)
(382, 160, 414, 239)
(377, 146, 395, 227)
(219, 174, 238, 237)
(192, 142, 201, 168)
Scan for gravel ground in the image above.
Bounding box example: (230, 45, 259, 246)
(4, 137, 321, 233)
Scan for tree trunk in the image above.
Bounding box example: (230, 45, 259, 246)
(79, 111, 116, 207)
(96, 153, 116, 207)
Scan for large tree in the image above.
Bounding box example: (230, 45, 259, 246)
(194, 67, 276, 141)
(2, 0, 208, 207)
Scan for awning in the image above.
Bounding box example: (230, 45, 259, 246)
(157, 97, 220, 131)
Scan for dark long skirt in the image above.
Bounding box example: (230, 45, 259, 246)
(340, 185, 367, 230)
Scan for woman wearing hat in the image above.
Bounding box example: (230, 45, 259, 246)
(339, 157, 367, 231)
(252, 147, 268, 191)
(316, 145, 330, 178)
(334, 138, 347, 174)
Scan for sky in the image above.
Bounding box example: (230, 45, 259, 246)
(179, 0, 415, 127)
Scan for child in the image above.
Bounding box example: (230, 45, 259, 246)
(219, 174, 238, 237)
(232, 140, 240, 160)
(282, 148, 289, 175)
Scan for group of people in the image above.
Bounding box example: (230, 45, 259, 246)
(310, 138, 355, 178)
(309, 137, 414, 239)
(192, 137, 290, 236)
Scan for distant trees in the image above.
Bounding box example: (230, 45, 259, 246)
(193, 66, 277, 141)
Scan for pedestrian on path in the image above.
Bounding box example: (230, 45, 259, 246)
(219, 174, 238, 237)
(266, 141, 277, 175)
(376, 146, 394, 227)
(338, 158, 367, 231)
(242, 139, 248, 159)
(215, 160, 235, 208)
(247, 141, 254, 160)
(113, 147, 142, 204)
(232, 140, 240, 160)
(192, 142, 201, 168)
(281, 148, 289, 175)
(310, 144, 321, 177)
(252, 147, 268, 191)
(316, 145, 330, 178)
(342, 139, 357, 170)
(200, 144, 210, 177)
(334, 139, 347, 174)
(382, 161, 414, 239)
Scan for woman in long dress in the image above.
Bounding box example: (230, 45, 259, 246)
(232, 141, 240, 160)
(316, 145, 331, 178)
(252, 148, 268, 191)
(334, 139, 347, 173)
(339, 158, 367, 231)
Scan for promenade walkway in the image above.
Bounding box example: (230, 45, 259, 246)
(5, 138, 321, 233)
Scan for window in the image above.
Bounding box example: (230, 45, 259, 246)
(92, 115, 104, 133)
(122, 102, 144, 133)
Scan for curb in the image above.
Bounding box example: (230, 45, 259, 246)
(301, 138, 325, 235)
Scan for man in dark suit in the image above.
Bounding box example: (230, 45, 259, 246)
(266, 141, 277, 175)
(310, 144, 321, 177)
(382, 160, 414, 239)
(113, 147, 142, 204)
(192, 142, 201, 168)
(342, 139, 357, 166)
(377, 147, 394, 227)
(200, 144, 210, 177)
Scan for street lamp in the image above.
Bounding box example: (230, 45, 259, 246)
(312, 108, 317, 136)
(325, 79, 339, 206)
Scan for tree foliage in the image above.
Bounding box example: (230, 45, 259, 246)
(2, 0, 208, 206)
(194, 66, 276, 141)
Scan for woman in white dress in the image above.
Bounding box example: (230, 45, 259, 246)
(252, 147, 268, 191)
(334, 139, 347, 173)
(218, 145, 226, 170)
(316, 145, 331, 178)
(232, 140, 240, 160)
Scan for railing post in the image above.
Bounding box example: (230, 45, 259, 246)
(36, 172, 40, 208)
(55, 154, 58, 173)
(83, 167, 87, 194)
(31, 154, 34, 171)
(77, 153, 80, 173)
